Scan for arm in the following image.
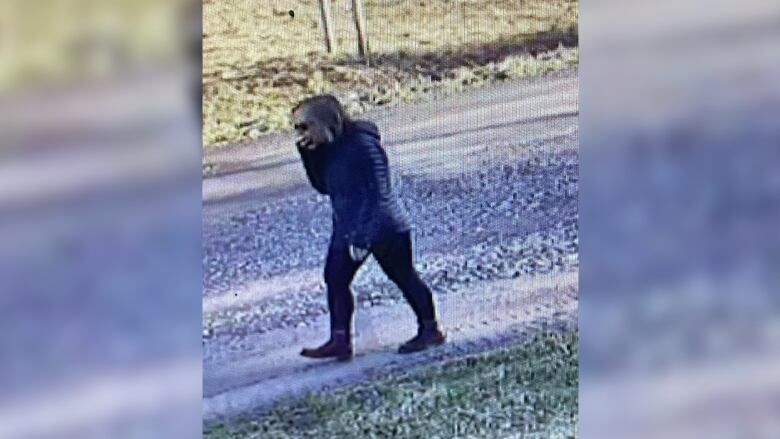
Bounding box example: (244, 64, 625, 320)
(350, 134, 392, 248)
(297, 146, 328, 195)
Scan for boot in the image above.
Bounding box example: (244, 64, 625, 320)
(300, 329, 353, 361)
(398, 320, 446, 354)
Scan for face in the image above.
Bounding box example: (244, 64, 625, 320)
(292, 107, 335, 151)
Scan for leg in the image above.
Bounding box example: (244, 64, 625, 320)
(373, 231, 436, 324)
(373, 231, 445, 353)
(324, 239, 364, 332)
(301, 235, 364, 360)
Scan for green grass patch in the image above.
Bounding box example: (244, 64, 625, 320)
(203, 0, 578, 147)
(204, 330, 578, 439)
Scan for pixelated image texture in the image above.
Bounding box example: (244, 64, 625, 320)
(2, 0, 778, 437)
(201, 0, 578, 437)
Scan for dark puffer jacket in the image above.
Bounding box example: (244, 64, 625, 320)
(296, 120, 411, 248)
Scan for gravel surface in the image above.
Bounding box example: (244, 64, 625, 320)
(202, 276, 578, 418)
(202, 134, 578, 357)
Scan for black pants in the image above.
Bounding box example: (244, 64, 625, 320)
(324, 230, 436, 332)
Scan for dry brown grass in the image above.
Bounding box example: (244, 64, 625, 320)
(203, 0, 578, 148)
(203, 0, 577, 75)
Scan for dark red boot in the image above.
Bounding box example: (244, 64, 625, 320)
(300, 330, 353, 361)
(398, 320, 446, 354)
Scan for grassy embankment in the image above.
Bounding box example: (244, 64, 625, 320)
(204, 330, 578, 438)
(204, 0, 578, 148)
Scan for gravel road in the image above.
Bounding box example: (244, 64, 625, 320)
(201, 71, 579, 420)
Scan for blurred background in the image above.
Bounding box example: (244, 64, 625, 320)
(0, 0, 778, 437)
(0, 1, 202, 438)
(580, 0, 780, 437)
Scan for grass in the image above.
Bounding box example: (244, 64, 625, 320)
(204, 330, 578, 439)
(203, 0, 578, 147)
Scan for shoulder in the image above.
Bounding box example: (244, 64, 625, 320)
(345, 120, 382, 143)
(349, 119, 380, 132)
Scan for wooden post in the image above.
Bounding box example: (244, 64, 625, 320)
(318, 0, 334, 53)
(351, 0, 370, 65)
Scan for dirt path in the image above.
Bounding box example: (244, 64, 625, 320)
(202, 70, 577, 223)
(203, 272, 577, 422)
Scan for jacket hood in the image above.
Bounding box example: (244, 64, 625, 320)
(346, 119, 381, 142)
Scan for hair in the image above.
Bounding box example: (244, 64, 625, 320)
(291, 94, 349, 126)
